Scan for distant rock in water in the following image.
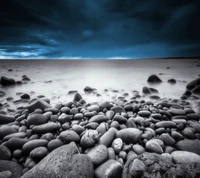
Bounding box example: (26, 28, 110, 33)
(147, 75, 162, 83)
(142, 86, 151, 95)
(68, 90, 78, 94)
(168, 79, 176, 84)
(73, 93, 82, 102)
(0, 76, 15, 85)
(0, 91, 6, 97)
(186, 77, 200, 90)
(21, 93, 30, 100)
(21, 75, 31, 81)
(192, 85, 200, 95)
(84, 86, 94, 93)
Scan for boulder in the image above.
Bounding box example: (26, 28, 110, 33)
(21, 142, 94, 178)
(186, 77, 200, 90)
(0, 76, 15, 85)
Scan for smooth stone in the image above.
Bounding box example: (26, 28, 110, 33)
(3, 138, 29, 151)
(108, 147, 116, 160)
(189, 122, 200, 133)
(58, 113, 72, 123)
(172, 118, 187, 125)
(32, 122, 60, 134)
(155, 128, 166, 135)
(132, 144, 145, 155)
(112, 138, 123, 153)
(159, 133, 175, 146)
(99, 128, 116, 147)
(164, 146, 175, 154)
(95, 159, 123, 178)
(176, 139, 200, 155)
(0, 145, 11, 160)
(111, 106, 125, 114)
(27, 114, 48, 127)
(41, 133, 54, 141)
(73, 93, 82, 102)
(138, 110, 151, 117)
(147, 75, 162, 83)
(96, 123, 108, 135)
(116, 128, 141, 144)
(0, 171, 12, 178)
(0, 125, 17, 139)
(87, 105, 100, 112)
(80, 130, 99, 149)
(186, 113, 200, 121)
(151, 113, 163, 120)
(70, 108, 78, 115)
(110, 121, 120, 129)
(182, 128, 195, 139)
(86, 122, 99, 129)
(84, 86, 94, 92)
(145, 140, 163, 154)
(89, 115, 108, 123)
(73, 113, 84, 120)
(30, 147, 48, 161)
(22, 139, 48, 155)
(0, 114, 15, 124)
(87, 145, 108, 167)
(0, 160, 22, 178)
(155, 121, 177, 128)
(47, 139, 64, 152)
(100, 101, 112, 109)
(126, 118, 137, 128)
(59, 130, 80, 143)
(186, 77, 200, 90)
(21, 142, 94, 178)
(142, 86, 151, 95)
(168, 109, 185, 116)
(168, 79, 176, 84)
(3, 132, 26, 142)
(171, 151, 200, 163)
(106, 110, 115, 120)
(0, 76, 15, 85)
(192, 85, 200, 95)
(171, 131, 183, 141)
(113, 115, 127, 124)
(60, 107, 70, 114)
(27, 99, 51, 112)
(72, 125, 85, 135)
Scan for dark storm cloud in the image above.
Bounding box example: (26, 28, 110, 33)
(0, 0, 199, 58)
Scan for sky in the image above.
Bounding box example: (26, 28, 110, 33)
(0, 0, 200, 59)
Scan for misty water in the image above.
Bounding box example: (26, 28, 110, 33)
(0, 59, 199, 108)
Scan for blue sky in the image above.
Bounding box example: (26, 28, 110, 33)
(0, 0, 200, 59)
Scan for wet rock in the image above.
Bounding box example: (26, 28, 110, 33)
(149, 87, 159, 94)
(112, 138, 123, 153)
(72, 125, 85, 135)
(155, 121, 177, 128)
(0, 90, 6, 97)
(0, 145, 11, 160)
(22, 139, 48, 155)
(106, 110, 115, 120)
(27, 99, 51, 112)
(95, 159, 122, 178)
(176, 139, 200, 155)
(87, 145, 108, 167)
(113, 115, 127, 124)
(0, 160, 22, 178)
(4, 138, 29, 151)
(0, 76, 15, 85)
(192, 85, 200, 95)
(21, 93, 30, 100)
(47, 139, 64, 152)
(145, 139, 163, 154)
(0, 170, 12, 178)
(159, 133, 175, 146)
(27, 113, 49, 127)
(30, 147, 48, 161)
(89, 115, 108, 123)
(171, 131, 183, 141)
(147, 75, 162, 83)
(138, 110, 151, 117)
(73, 113, 84, 120)
(99, 128, 116, 147)
(116, 128, 141, 144)
(73, 92, 82, 102)
(100, 101, 112, 109)
(0, 125, 18, 139)
(142, 86, 151, 95)
(81, 130, 100, 149)
(87, 105, 100, 112)
(21, 142, 94, 178)
(182, 128, 195, 139)
(186, 77, 200, 90)
(168, 79, 176, 84)
(0, 114, 15, 124)
(84, 86, 94, 93)
(132, 144, 145, 155)
(22, 75, 31, 81)
(32, 122, 60, 134)
(111, 106, 125, 113)
(186, 113, 200, 121)
(3, 132, 27, 142)
(60, 130, 80, 143)
(171, 151, 200, 163)
(168, 109, 185, 116)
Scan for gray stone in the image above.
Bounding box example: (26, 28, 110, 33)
(155, 121, 177, 128)
(0, 114, 15, 124)
(99, 128, 116, 147)
(59, 130, 80, 143)
(145, 139, 163, 154)
(27, 114, 49, 127)
(0, 145, 11, 160)
(89, 115, 108, 123)
(27, 99, 51, 112)
(32, 122, 60, 134)
(171, 151, 200, 163)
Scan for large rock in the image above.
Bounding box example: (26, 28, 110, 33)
(87, 145, 108, 167)
(176, 139, 200, 155)
(116, 128, 141, 144)
(186, 77, 200, 90)
(0, 114, 15, 124)
(27, 99, 51, 112)
(0, 160, 22, 178)
(171, 151, 200, 163)
(0, 125, 18, 139)
(27, 113, 49, 127)
(95, 159, 122, 178)
(0, 76, 15, 85)
(147, 75, 162, 83)
(21, 142, 94, 178)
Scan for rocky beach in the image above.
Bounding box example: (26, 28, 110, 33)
(0, 59, 200, 178)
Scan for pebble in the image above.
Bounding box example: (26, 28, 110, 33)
(116, 128, 141, 144)
(89, 115, 108, 123)
(73, 113, 84, 120)
(147, 75, 162, 83)
(0, 145, 11, 160)
(0, 125, 18, 139)
(168, 79, 176, 84)
(87, 145, 108, 167)
(111, 106, 125, 114)
(30, 147, 48, 161)
(81, 130, 99, 149)
(58, 113, 72, 123)
(47, 139, 64, 152)
(27, 99, 51, 112)
(155, 121, 177, 128)
(0, 114, 15, 124)
(32, 122, 60, 134)
(21, 94, 30, 100)
(159, 133, 175, 146)
(182, 128, 195, 139)
(138, 111, 151, 117)
(142, 86, 151, 95)
(132, 144, 145, 155)
(0, 170, 12, 178)
(171, 151, 200, 163)
(113, 115, 127, 124)
(186, 113, 200, 121)
(0, 76, 15, 85)
(112, 138, 123, 153)
(73, 92, 82, 102)
(3, 132, 27, 142)
(72, 125, 85, 135)
(168, 109, 185, 116)
(4, 138, 29, 151)
(108, 147, 116, 160)
(145, 139, 163, 154)
(27, 114, 48, 127)
(94, 159, 123, 178)
(59, 130, 80, 143)
(99, 128, 116, 147)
